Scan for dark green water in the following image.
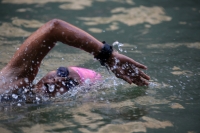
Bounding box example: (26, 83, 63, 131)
(0, 0, 200, 133)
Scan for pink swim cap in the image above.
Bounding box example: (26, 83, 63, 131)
(69, 67, 102, 84)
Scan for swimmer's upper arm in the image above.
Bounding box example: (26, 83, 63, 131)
(1, 19, 104, 90)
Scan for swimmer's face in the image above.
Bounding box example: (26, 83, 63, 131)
(35, 70, 79, 97)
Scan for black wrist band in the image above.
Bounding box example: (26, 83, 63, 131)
(95, 41, 113, 66)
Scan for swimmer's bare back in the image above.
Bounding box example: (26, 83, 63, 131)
(0, 19, 150, 94)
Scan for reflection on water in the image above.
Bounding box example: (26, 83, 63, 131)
(2, 0, 135, 5)
(0, 86, 173, 133)
(0, 23, 31, 37)
(12, 17, 44, 28)
(79, 6, 172, 32)
(79, 5, 172, 34)
(147, 42, 200, 49)
(0, 0, 200, 132)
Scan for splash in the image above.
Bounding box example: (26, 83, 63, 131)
(112, 41, 124, 52)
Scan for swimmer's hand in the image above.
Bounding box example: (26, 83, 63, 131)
(107, 51, 150, 86)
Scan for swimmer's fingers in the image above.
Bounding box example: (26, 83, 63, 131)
(110, 63, 149, 86)
(112, 67, 144, 85)
(138, 69, 150, 80)
(129, 59, 147, 70)
(115, 70, 149, 86)
(129, 69, 150, 85)
(116, 72, 132, 84)
(132, 77, 149, 86)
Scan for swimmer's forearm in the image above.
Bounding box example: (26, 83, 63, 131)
(9, 19, 104, 69)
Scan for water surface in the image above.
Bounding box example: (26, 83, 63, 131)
(0, 0, 200, 133)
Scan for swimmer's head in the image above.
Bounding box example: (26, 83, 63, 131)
(34, 67, 80, 97)
(34, 66, 101, 97)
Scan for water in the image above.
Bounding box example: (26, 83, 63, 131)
(0, 0, 200, 133)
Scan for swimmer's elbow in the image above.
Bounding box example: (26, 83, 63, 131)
(48, 19, 62, 31)
(46, 19, 68, 42)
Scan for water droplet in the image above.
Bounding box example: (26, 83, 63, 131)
(24, 78, 29, 83)
(122, 65, 126, 69)
(36, 97, 40, 102)
(62, 81, 66, 86)
(112, 41, 124, 52)
(14, 85, 19, 89)
(60, 88, 64, 92)
(70, 81, 73, 84)
(12, 94, 18, 99)
(114, 58, 120, 64)
(148, 82, 157, 88)
(135, 68, 139, 75)
(84, 79, 91, 85)
(55, 92, 61, 97)
(113, 65, 117, 70)
(113, 80, 118, 86)
(48, 84, 55, 92)
(113, 41, 119, 46)
(24, 88, 29, 93)
(130, 64, 136, 69)
(106, 100, 110, 104)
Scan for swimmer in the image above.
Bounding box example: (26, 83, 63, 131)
(0, 19, 150, 98)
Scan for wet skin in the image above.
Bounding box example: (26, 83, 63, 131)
(0, 19, 150, 95)
(34, 67, 81, 97)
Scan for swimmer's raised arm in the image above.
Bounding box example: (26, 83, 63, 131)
(0, 19, 149, 92)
